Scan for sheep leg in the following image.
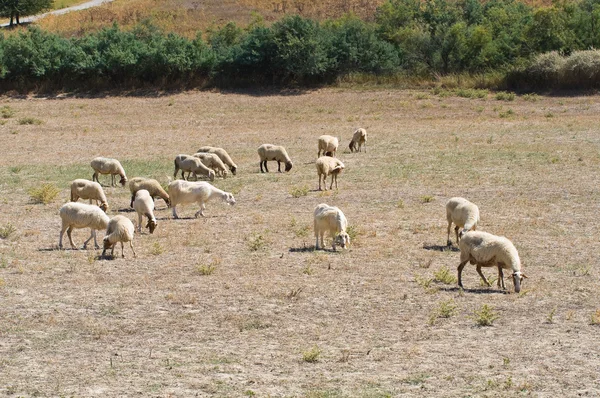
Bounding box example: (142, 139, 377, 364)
(59, 225, 68, 249)
(454, 226, 460, 245)
(173, 166, 179, 180)
(172, 206, 179, 219)
(120, 242, 125, 258)
(137, 213, 143, 233)
(66, 226, 78, 250)
(476, 265, 492, 287)
(457, 260, 468, 289)
(498, 267, 506, 290)
(194, 203, 206, 218)
(277, 161, 282, 173)
(264, 161, 269, 173)
(130, 241, 136, 258)
(130, 195, 135, 208)
(446, 221, 452, 246)
(331, 232, 337, 251)
(83, 229, 97, 249)
(318, 174, 322, 191)
(111, 174, 115, 187)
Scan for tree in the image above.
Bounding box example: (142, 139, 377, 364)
(0, 0, 53, 27)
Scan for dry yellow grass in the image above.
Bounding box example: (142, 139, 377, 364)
(0, 88, 599, 396)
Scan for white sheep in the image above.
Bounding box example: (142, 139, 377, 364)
(174, 154, 215, 181)
(102, 215, 136, 258)
(58, 202, 110, 250)
(70, 178, 108, 212)
(446, 197, 480, 246)
(168, 180, 236, 219)
(314, 203, 350, 251)
(196, 146, 238, 175)
(317, 135, 339, 158)
(257, 144, 293, 173)
(193, 152, 229, 178)
(349, 128, 367, 153)
(458, 231, 527, 293)
(128, 177, 170, 208)
(91, 157, 128, 187)
(133, 189, 157, 234)
(316, 156, 345, 191)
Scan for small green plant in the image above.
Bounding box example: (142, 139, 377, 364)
(421, 195, 434, 203)
(18, 117, 43, 125)
(487, 135, 494, 144)
(9, 166, 22, 173)
(197, 263, 216, 275)
(29, 183, 60, 204)
(396, 199, 404, 209)
(503, 357, 510, 368)
(590, 309, 600, 325)
(302, 345, 321, 363)
(245, 390, 256, 397)
(433, 266, 456, 284)
(415, 93, 430, 100)
(495, 91, 516, 101)
(290, 185, 309, 198)
(499, 109, 514, 118)
(522, 93, 539, 102)
(346, 225, 360, 240)
(1, 105, 15, 118)
(0, 223, 16, 239)
(455, 88, 488, 99)
(87, 251, 97, 264)
(473, 304, 499, 326)
(302, 265, 313, 275)
(429, 299, 458, 325)
(546, 308, 556, 324)
(545, 112, 554, 118)
(150, 242, 164, 256)
(248, 233, 267, 251)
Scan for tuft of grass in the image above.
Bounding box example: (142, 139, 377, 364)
(421, 195, 434, 203)
(495, 91, 516, 101)
(499, 109, 515, 118)
(150, 242, 164, 256)
(346, 225, 360, 241)
(247, 233, 268, 251)
(0, 223, 16, 239)
(590, 309, 600, 325)
(396, 199, 404, 209)
(545, 112, 554, 118)
(197, 263, 216, 276)
(17, 117, 43, 125)
(9, 166, 22, 174)
(522, 93, 539, 102)
(455, 88, 488, 99)
(302, 265, 314, 275)
(473, 304, 499, 327)
(433, 266, 456, 284)
(546, 308, 556, 324)
(29, 183, 60, 204)
(290, 185, 309, 198)
(429, 298, 458, 325)
(1, 105, 15, 118)
(302, 345, 321, 363)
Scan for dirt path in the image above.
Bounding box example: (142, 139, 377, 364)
(0, 0, 115, 27)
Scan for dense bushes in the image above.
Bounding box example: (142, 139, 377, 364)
(2, 0, 600, 90)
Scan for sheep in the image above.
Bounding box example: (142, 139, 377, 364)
(315, 156, 345, 191)
(196, 146, 238, 175)
(193, 152, 229, 178)
(91, 157, 127, 187)
(102, 215, 136, 258)
(133, 190, 157, 234)
(313, 203, 350, 251)
(70, 179, 108, 212)
(349, 128, 367, 153)
(317, 135, 339, 158)
(128, 177, 170, 208)
(168, 180, 236, 219)
(58, 202, 110, 250)
(458, 231, 527, 293)
(173, 154, 215, 182)
(446, 197, 480, 246)
(257, 144, 293, 173)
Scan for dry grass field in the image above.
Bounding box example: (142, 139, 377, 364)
(1, 87, 600, 397)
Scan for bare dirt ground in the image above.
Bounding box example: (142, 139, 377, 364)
(0, 88, 599, 397)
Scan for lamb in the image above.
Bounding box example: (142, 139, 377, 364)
(316, 156, 345, 191)
(58, 202, 110, 250)
(317, 135, 339, 158)
(128, 177, 170, 208)
(133, 190, 157, 234)
(458, 231, 527, 293)
(193, 152, 229, 178)
(91, 157, 127, 187)
(173, 154, 215, 181)
(196, 146, 238, 175)
(313, 203, 350, 251)
(102, 215, 136, 258)
(349, 128, 367, 153)
(446, 197, 480, 246)
(70, 179, 108, 212)
(257, 144, 293, 173)
(168, 180, 236, 219)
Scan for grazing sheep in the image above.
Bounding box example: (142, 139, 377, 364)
(458, 231, 527, 293)
(91, 157, 127, 187)
(318, 135, 339, 158)
(257, 144, 293, 173)
(314, 203, 350, 251)
(349, 128, 367, 153)
(446, 197, 480, 246)
(316, 156, 345, 191)
(173, 154, 215, 181)
(133, 190, 157, 234)
(196, 146, 238, 175)
(193, 152, 229, 178)
(102, 215, 136, 258)
(168, 180, 236, 219)
(58, 202, 110, 250)
(128, 177, 170, 208)
(70, 178, 108, 212)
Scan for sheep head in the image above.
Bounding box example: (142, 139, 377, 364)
(230, 166, 237, 175)
(334, 232, 351, 249)
(119, 176, 128, 186)
(208, 170, 216, 181)
(146, 218, 157, 234)
(349, 141, 355, 152)
(285, 161, 293, 172)
(512, 271, 527, 293)
(225, 193, 236, 206)
(99, 202, 109, 213)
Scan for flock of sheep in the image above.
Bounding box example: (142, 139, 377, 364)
(57, 127, 526, 293)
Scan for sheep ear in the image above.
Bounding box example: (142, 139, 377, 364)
(521, 273, 528, 279)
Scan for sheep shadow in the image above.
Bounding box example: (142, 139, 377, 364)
(438, 286, 510, 295)
(118, 208, 135, 213)
(39, 247, 99, 252)
(423, 244, 459, 252)
(289, 245, 342, 253)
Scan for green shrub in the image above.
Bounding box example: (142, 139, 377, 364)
(29, 183, 59, 204)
